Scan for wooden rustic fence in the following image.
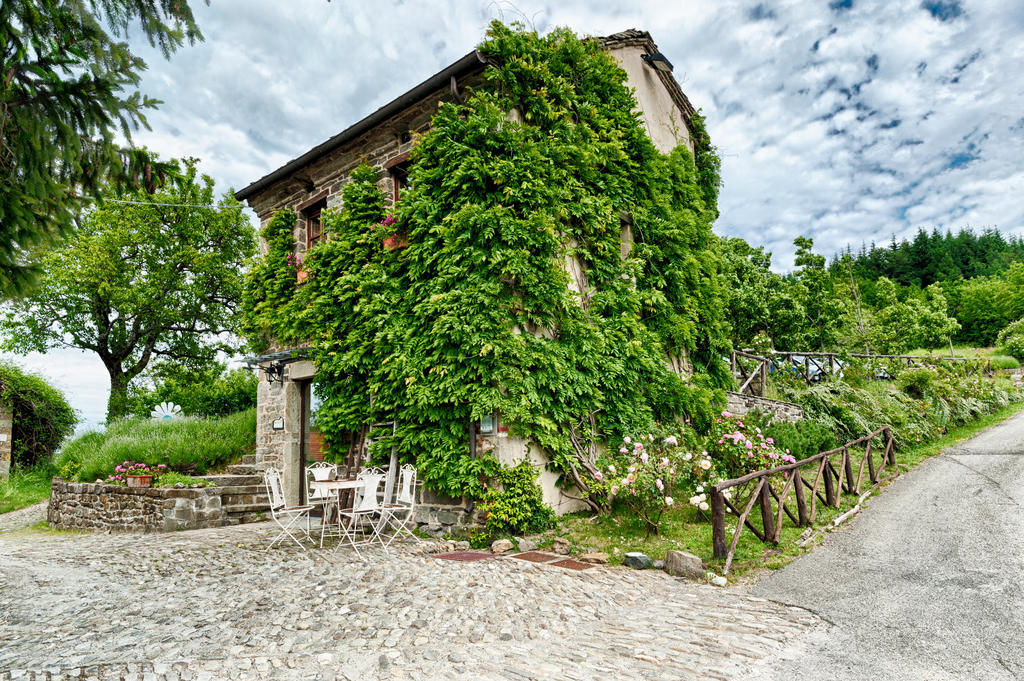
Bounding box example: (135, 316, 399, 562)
(710, 426, 896, 575)
(741, 351, 991, 385)
(730, 350, 768, 397)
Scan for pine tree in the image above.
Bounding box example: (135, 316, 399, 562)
(0, 0, 202, 297)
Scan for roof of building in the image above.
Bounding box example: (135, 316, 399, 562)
(235, 30, 695, 203)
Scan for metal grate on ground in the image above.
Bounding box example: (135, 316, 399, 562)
(509, 551, 563, 563)
(548, 558, 595, 571)
(432, 551, 495, 562)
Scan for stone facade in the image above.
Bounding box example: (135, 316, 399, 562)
(48, 479, 225, 533)
(0, 403, 11, 478)
(725, 391, 805, 423)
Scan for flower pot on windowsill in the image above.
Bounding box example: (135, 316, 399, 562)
(382, 234, 408, 251)
(125, 474, 153, 488)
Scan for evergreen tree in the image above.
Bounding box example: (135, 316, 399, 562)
(0, 0, 202, 297)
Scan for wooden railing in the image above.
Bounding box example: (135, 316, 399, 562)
(730, 350, 768, 397)
(710, 426, 896, 575)
(747, 351, 992, 385)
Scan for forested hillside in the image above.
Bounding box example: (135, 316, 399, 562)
(724, 227, 1024, 352)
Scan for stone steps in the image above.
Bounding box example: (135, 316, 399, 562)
(226, 463, 261, 475)
(222, 502, 271, 515)
(198, 474, 263, 487)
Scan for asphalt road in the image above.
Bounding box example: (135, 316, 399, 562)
(747, 410, 1024, 681)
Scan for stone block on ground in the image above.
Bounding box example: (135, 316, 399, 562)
(580, 552, 609, 564)
(491, 538, 514, 554)
(516, 537, 538, 553)
(663, 550, 704, 580)
(552, 537, 570, 555)
(623, 552, 653, 569)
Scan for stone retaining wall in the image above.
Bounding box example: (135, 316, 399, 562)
(48, 479, 224, 533)
(725, 391, 804, 423)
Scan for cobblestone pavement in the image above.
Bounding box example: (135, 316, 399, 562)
(0, 509, 819, 680)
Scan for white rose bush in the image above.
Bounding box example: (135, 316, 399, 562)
(588, 431, 721, 536)
(586, 413, 798, 535)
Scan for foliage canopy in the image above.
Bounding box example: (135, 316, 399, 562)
(0, 0, 203, 296)
(1, 158, 256, 421)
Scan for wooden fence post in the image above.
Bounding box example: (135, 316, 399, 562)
(759, 480, 776, 543)
(866, 439, 877, 483)
(793, 469, 809, 525)
(823, 456, 836, 506)
(711, 487, 727, 559)
(843, 446, 855, 493)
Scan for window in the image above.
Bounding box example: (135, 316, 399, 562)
(385, 151, 411, 203)
(297, 191, 329, 251)
(306, 206, 324, 249)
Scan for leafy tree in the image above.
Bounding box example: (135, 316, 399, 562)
(867, 277, 918, 354)
(719, 237, 805, 350)
(0, 0, 202, 297)
(916, 283, 960, 353)
(793, 236, 846, 351)
(866, 279, 960, 354)
(0, 159, 255, 420)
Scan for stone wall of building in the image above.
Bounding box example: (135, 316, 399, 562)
(0, 403, 11, 478)
(725, 391, 804, 423)
(48, 480, 225, 533)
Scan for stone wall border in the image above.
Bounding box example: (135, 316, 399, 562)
(48, 479, 225, 533)
(725, 391, 805, 423)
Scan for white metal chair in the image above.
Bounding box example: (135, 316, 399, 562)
(264, 467, 313, 550)
(380, 464, 421, 546)
(306, 461, 338, 547)
(336, 467, 388, 553)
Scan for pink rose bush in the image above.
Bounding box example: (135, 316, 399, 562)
(705, 412, 795, 480)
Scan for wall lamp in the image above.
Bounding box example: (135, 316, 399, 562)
(642, 52, 674, 73)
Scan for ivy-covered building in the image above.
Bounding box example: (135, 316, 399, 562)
(237, 26, 728, 527)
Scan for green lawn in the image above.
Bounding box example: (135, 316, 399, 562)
(543, 400, 1024, 580)
(0, 466, 54, 514)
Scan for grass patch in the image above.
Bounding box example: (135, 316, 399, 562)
(153, 472, 216, 488)
(54, 409, 256, 483)
(548, 401, 1024, 580)
(0, 466, 54, 514)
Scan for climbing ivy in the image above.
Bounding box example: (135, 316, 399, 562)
(241, 23, 731, 498)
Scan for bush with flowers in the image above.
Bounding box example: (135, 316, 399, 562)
(106, 461, 168, 485)
(588, 432, 717, 536)
(704, 411, 797, 481)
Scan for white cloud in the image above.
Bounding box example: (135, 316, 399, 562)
(19, 0, 1024, 422)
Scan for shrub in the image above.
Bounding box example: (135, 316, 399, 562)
(997, 319, 1024, 361)
(55, 409, 256, 482)
(763, 419, 837, 461)
(126, 362, 257, 419)
(704, 413, 795, 480)
(479, 460, 556, 539)
(990, 355, 1020, 370)
(0, 362, 77, 469)
(897, 368, 942, 399)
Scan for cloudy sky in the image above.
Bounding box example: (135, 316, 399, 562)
(13, 0, 1024, 428)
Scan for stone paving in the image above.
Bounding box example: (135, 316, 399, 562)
(0, 505, 819, 680)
